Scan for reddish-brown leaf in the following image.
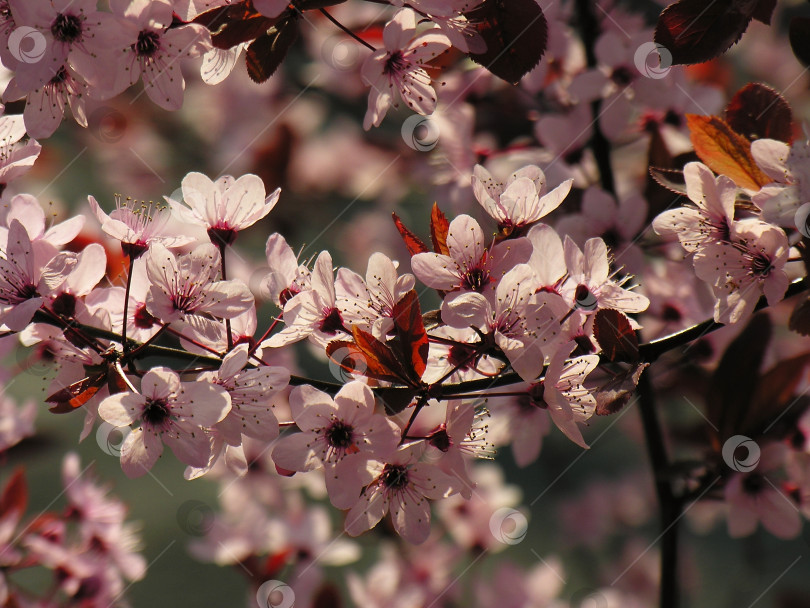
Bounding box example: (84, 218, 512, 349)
(707, 313, 772, 443)
(654, 0, 754, 65)
(46, 372, 107, 413)
(724, 83, 793, 143)
(392, 213, 429, 257)
(789, 16, 810, 68)
(751, 0, 776, 24)
(392, 291, 429, 380)
(326, 340, 402, 384)
(245, 19, 299, 83)
(204, 3, 279, 49)
(789, 295, 810, 336)
(466, 0, 548, 84)
(0, 468, 27, 521)
(430, 203, 450, 256)
(594, 363, 649, 416)
(649, 167, 687, 196)
(745, 353, 810, 437)
(686, 114, 771, 191)
(593, 309, 639, 362)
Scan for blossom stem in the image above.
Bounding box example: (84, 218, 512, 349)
(127, 323, 170, 359)
(319, 8, 376, 52)
(164, 325, 224, 357)
(122, 255, 135, 356)
(250, 317, 281, 357)
(218, 241, 234, 351)
(574, 0, 615, 195)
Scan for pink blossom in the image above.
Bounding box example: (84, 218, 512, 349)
(725, 444, 801, 539)
(361, 9, 451, 129)
(0, 112, 41, 188)
(693, 219, 789, 324)
(559, 235, 649, 317)
(0, 393, 35, 452)
(88, 195, 194, 258)
(273, 381, 400, 501)
(108, 0, 211, 110)
(411, 214, 532, 294)
(263, 250, 349, 348)
(472, 163, 573, 235)
(336, 442, 457, 543)
(204, 344, 289, 446)
(336, 252, 415, 339)
(652, 161, 735, 253)
(751, 138, 810, 226)
(98, 366, 231, 477)
(442, 264, 567, 382)
(167, 171, 281, 245)
(144, 242, 254, 339)
(260, 233, 311, 308)
(533, 341, 599, 449)
(0, 219, 77, 331)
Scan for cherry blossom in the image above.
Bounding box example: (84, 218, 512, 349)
(693, 219, 789, 324)
(167, 171, 281, 245)
(98, 366, 231, 477)
(0, 219, 77, 331)
(144, 242, 254, 338)
(336, 441, 457, 543)
(361, 9, 451, 129)
(472, 163, 573, 236)
(725, 444, 802, 539)
(260, 233, 311, 308)
(652, 161, 735, 253)
(88, 195, 193, 258)
(442, 264, 567, 382)
(107, 0, 211, 110)
(751, 137, 810, 226)
(273, 381, 400, 501)
(336, 252, 415, 339)
(411, 214, 532, 294)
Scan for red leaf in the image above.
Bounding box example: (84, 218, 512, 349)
(466, 0, 548, 84)
(205, 3, 279, 49)
(593, 309, 639, 362)
(724, 83, 793, 143)
(392, 290, 429, 380)
(46, 372, 107, 413)
(430, 203, 450, 256)
(789, 295, 810, 336)
(326, 326, 417, 385)
(789, 17, 810, 68)
(654, 0, 754, 65)
(746, 353, 810, 438)
(707, 313, 772, 444)
(751, 0, 776, 25)
(392, 213, 429, 257)
(245, 18, 299, 83)
(0, 469, 27, 521)
(686, 114, 771, 191)
(594, 363, 649, 415)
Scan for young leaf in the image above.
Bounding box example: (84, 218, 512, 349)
(724, 83, 793, 143)
(0, 468, 27, 521)
(789, 295, 810, 336)
(246, 18, 300, 83)
(46, 371, 108, 413)
(326, 340, 403, 384)
(593, 309, 639, 362)
(203, 3, 279, 49)
(654, 0, 755, 65)
(649, 167, 687, 196)
(392, 212, 429, 257)
(375, 387, 418, 416)
(392, 290, 429, 380)
(686, 114, 771, 191)
(430, 203, 450, 256)
(466, 0, 548, 85)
